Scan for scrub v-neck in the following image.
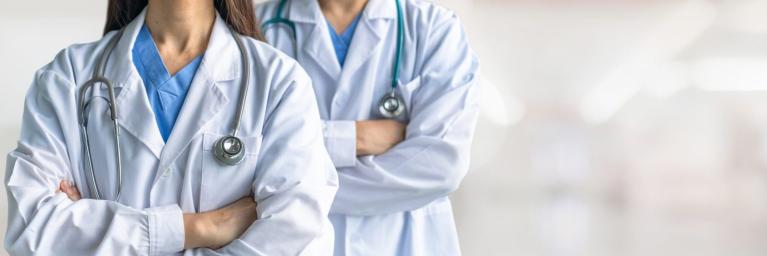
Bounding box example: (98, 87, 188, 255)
(132, 25, 204, 142)
(325, 13, 362, 67)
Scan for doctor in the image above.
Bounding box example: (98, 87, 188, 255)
(257, 0, 480, 254)
(5, 0, 337, 255)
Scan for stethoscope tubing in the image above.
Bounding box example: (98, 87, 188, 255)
(78, 25, 251, 201)
(78, 29, 123, 201)
(261, 0, 407, 118)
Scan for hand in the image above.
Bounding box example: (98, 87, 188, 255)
(59, 180, 82, 201)
(356, 120, 406, 156)
(184, 197, 258, 249)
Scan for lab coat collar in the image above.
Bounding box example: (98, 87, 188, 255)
(155, 12, 236, 178)
(293, 0, 393, 79)
(101, 8, 236, 163)
(286, 0, 396, 23)
(363, 0, 398, 20)
(340, 12, 386, 77)
(105, 9, 164, 159)
(286, 0, 322, 24)
(106, 9, 239, 84)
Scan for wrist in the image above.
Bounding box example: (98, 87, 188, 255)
(355, 121, 368, 155)
(183, 213, 213, 249)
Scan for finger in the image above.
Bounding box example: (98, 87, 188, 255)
(58, 181, 66, 193)
(59, 181, 70, 194)
(60, 181, 74, 199)
(69, 182, 82, 200)
(66, 181, 82, 201)
(60, 180, 81, 201)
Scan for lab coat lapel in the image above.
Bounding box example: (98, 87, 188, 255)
(290, 0, 341, 79)
(342, 0, 395, 73)
(154, 14, 235, 182)
(341, 15, 385, 77)
(105, 9, 165, 159)
(343, 0, 397, 73)
(331, 0, 392, 114)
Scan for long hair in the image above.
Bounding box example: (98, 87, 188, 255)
(103, 0, 265, 41)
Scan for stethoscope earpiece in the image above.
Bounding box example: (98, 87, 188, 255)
(213, 135, 246, 166)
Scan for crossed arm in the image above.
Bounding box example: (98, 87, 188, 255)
(57, 181, 257, 249)
(8, 64, 337, 255)
(54, 120, 405, 247)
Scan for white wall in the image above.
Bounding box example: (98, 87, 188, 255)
(3, 0, 767, 255)
(0, 2, 108, 255)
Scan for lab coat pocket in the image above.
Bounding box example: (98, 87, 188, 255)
(200, 132, 263, 211)
(395, 77, 422, 120)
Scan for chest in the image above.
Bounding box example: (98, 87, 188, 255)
(265, 21, 423, 121)
(72, 79, 267, 213)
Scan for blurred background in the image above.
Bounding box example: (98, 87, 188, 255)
(2, 0, 767, 255)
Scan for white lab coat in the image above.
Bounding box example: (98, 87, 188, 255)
(4, 10, 338, 255)
(256, 0, 480, 255)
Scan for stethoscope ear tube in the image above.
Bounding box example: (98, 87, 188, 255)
(261, 0, 298, 58)
(379, 0, 406, 119)
(79, 77, 123, 201)
(211, 26, 251, 166)
(265, 0, 408, 119)
(77, 30, 124, 201)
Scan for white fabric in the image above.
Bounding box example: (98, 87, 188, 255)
(4, 9, 338, 255)
(257, 0, 481, 255)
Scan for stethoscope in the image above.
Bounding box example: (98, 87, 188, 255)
(78, 25, 252, 201)
(262, 0, 407, 118)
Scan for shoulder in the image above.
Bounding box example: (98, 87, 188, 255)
(30, 31, 121, 94)
(240, 36, 311, 98)
(241, 36, 308, 82)
(238, 36, 316, 120)
(403, 0, 462, 30)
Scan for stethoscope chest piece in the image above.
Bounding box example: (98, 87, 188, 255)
(213, 136, 246, 166)
(379, 92, 406, 118)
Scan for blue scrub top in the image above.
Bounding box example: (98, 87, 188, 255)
(132, 25, 203, 142)
(325, 14, 362, 67)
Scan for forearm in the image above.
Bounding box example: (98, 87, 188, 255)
(331, 137, 470, 215)
(58, 181, 207, 251)
(322, 119, 406, 167)
(184, 213, 209, 249)
(332, 97, 480, 215)
(5, 187, 184, 255)
(215, 183, 336, 255)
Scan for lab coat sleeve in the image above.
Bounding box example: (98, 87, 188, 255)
(331, 12, 481, 216)
(4, 69, 185, 255)
(321, 120, 357, 167)
(213, 62, 338, 255)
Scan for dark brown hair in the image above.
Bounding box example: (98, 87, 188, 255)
(103, 0, 265, 41)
